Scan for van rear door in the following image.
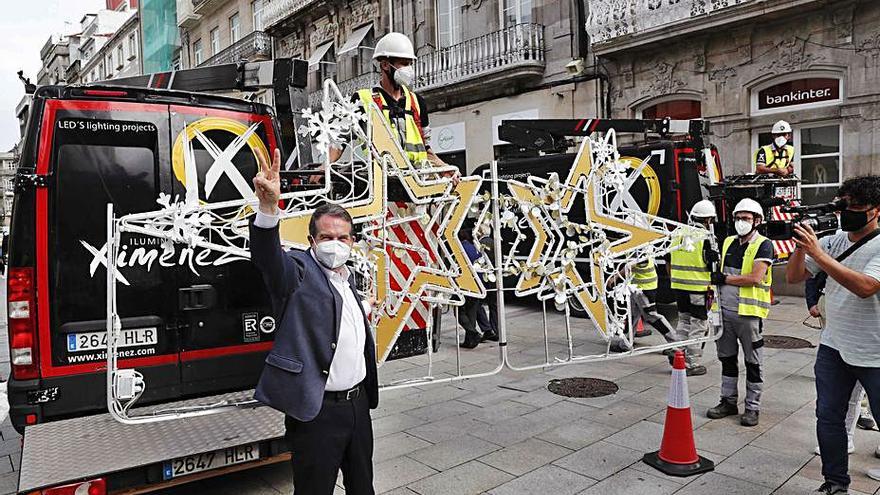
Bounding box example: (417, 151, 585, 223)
(42, 99, 180, 416)
(168, 105, 276, 396)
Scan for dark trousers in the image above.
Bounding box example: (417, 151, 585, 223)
(815, 345, 880, 487)
(459, 296, 481, 338)
(476, 291, 498, 335)
(285, 385, 374, 495)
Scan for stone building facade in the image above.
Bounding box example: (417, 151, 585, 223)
(589, 0, 880, 205)
(263, 0, 601, 170)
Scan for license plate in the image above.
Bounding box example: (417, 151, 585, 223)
(162, 443, 260, 480)
(67, 327, 158, 353)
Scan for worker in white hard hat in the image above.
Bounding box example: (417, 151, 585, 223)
(706, 197, 773, 427)
(320, 32, 458, 184)
(667, 199, 719, 376)
(755, 120, 795, 176)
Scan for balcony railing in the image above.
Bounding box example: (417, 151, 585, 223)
(199, 31, 272, 68)
(264, 0, 320, 30)
(587, 0, 758, 49)
(414, 23, 545, 92)
(308, 72, 379, 109)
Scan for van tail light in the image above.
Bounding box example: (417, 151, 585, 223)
(38, 478, 106, 495)
(8, 267, 39, 379)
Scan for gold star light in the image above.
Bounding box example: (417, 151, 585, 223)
(277, 104, 484, 364)
(507, 137, 666, 338)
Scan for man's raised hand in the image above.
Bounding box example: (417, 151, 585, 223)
(254, 148, 282, 215)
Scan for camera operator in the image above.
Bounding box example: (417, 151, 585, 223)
(786, 175, 880, 495)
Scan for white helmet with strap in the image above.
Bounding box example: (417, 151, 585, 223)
(689, 199, 717, 220)
(733, 198, 764, 220)
(373, 32, 416, 60)
(771, 120, 792, 134)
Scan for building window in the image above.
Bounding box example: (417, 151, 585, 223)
(230, 13, 241, 44)
(641, 99, 701, 120)
(128, 33, 137, 59)
(353, 28, 375, 78)
(799, 125, 841, 204)
(501, 0, 532, 26)
(210, 28, 220, 56)
(116, 45, 125, 68)
(318, 45, 337, 85)
(193, 39, 204, 65)
(252, 0, 264, 31)
(756, 124, 841, 204)
(106, 53, 114, 76)
(437, 0, 461, 47)
(98, 61, 105, 79)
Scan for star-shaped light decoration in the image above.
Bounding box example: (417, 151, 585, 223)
(505, 132, 701, 345)
(276, 85, 484, 364)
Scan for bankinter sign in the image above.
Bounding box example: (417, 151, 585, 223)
(758, 78, 840, 110)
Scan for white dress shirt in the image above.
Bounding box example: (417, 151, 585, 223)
(254, 210, 367, 392)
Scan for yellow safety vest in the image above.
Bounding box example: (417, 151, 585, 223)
(632, 259, 658, 291)
(754, 144, 794, 171)
(670, 239, 711, 292)
(357, 87, 428, 165)
(715, 234, 773, 318)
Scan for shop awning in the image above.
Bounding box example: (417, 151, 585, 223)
(307, 41, 334, 68)
(338, 23, 373, 56)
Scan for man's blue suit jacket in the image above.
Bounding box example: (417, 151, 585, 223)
(249, 221, 379, 421)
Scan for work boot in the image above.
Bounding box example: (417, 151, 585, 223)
(686, 365, 707, 377)
(858, 414, 876, 430)
(460, 333, 480, 349)
(481, 330, 499, 342)
(814, 481, 849, 494)
(707, 399, 738, 419)
(741, 409, 759, 427)
(609, 340, 631, 353)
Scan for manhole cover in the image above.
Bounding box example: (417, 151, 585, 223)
(763, 335, 814, 349)
(548, 378, 619, 398)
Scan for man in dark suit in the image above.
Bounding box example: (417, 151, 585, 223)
(251, 149, 379, 495)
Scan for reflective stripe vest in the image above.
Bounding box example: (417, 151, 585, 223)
(357, 87, 428, 165)
(717, 234, 773, 318)
(754, 144, 794, 170)
(670, 238, 711, 292)
(632, 259, 658, 291)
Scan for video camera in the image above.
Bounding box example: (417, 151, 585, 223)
(764, 199, 846, 241)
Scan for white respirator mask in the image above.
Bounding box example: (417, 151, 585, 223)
(774, 136, 787, 148)
(313, 240, 352, 269)
(734, 219, 754, 237)
(393, 65, 415, 88)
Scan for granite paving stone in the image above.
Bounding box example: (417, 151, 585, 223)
(487, 465, 597, 495)
(478, 437, 572, 476)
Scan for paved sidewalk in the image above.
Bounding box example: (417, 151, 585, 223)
(166, 295, 880, 495)
(6, 295, 880, 494)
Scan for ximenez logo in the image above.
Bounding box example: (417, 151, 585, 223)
(81, 236, 249, 286)
(758, 78, 839, 110)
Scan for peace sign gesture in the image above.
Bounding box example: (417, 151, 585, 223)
(253, 148, 281, 215)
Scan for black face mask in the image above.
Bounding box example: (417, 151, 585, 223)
(840, 208, 876, 232)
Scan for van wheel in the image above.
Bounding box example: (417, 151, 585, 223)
(567, 296, 589, 319)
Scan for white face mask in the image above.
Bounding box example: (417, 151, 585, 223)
(393, 65, 415, 87)
(774, 136, 787, 148)
(734, 219, 754, 237)
(313, 240, 351, 269)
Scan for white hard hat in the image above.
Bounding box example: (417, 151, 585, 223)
(733, 198, 764, 219)
(689, 199, 717, 219)
(771, 120, 792, 134)
(372, 32, 416, 60)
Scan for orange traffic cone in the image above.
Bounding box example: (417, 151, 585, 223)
(643, 350, 715, 477)
(634, 318, 652, 338)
